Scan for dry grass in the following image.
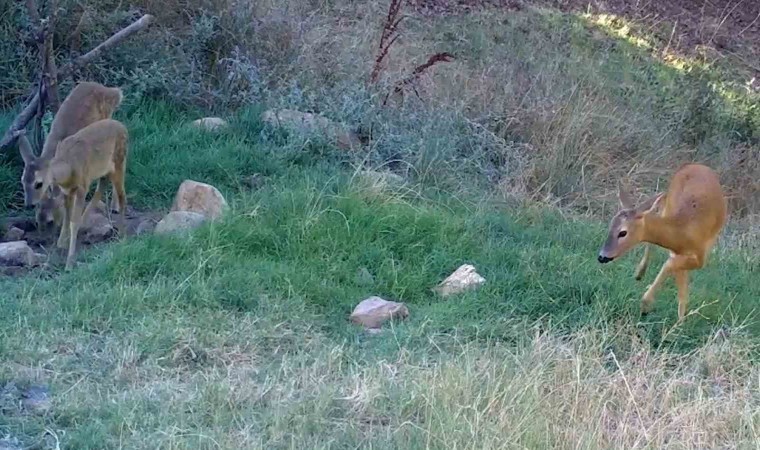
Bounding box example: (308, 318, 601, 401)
(5, 317, 758, 448)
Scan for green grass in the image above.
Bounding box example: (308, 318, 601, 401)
(1, 101, 759, 448)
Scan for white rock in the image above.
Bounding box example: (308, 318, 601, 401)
(261, 109, 361, 150)
(171, 180, 228, 220)
(0, 241, 39, 267)
(191, 117, 228, 132)
(349, 296, 409, 329)
(154, 211, 207, 235)
(433, 264, 486, 297)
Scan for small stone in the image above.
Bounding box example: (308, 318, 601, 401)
(171, 180, 228, 220)
(349, 296, 409, 329)
(21, 384, 51, 414)
(154, 211, 207, 235)
(4, 227, 24, 241)
(191, 117, 228, 132)
(433, 264, 486, 297)
(0, 241, 39, 267)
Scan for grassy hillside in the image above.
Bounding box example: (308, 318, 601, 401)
(1, 102, 759, 449)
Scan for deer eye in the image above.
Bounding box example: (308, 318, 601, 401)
(618, 230, 628, 238)
(34, 182, 43, 189)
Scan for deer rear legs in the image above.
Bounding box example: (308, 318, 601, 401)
(110, 169, 127, 238)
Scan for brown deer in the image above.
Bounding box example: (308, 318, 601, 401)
(18, 81, 123, 220)
(597, 164, 728, 321)
(36, 118, 129, 270)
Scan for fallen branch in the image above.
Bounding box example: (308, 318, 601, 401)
(0, 13, 155, 150)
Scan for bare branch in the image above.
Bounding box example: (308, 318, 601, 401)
(44, 0, 61, 112)
(369, 0, 404, 84)
(0, 14, 155, 150)
(383, 52, 455, 105)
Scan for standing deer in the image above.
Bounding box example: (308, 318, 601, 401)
(36, 118, 129, 270)
(18, 81, 123, 226)
(597, 164, 727, 321)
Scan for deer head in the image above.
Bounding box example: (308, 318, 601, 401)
(598, 184, 664, 264)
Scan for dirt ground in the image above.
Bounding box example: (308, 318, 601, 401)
(1, 205, 162, 276)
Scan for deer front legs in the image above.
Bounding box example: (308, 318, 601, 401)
(58, 188, 85, 271)
(640, 251, 703, 321)
(634, 244, 652, 281)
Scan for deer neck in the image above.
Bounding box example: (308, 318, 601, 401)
(640, 213, 687, 253)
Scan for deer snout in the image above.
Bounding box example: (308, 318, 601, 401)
(598, 254, 614, 264)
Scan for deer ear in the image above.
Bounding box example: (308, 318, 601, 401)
(635, 193, 664, 217)
(617, 183, 635, 209)
(17, 133, 36, 165)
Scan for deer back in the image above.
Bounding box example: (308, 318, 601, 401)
(52, 119, 128, 189)
(41, 81, 124, 159)
(659, 164, 727, 240)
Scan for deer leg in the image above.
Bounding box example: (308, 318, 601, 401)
(65, 189, 85, 271)
(57, 193, 72, 249)
(664, 252, 704, 320)
(109, 186, 120, 214)
(673, 270, 689, 321)
(642, 250, 703, 317)
(640, 256, 674, 315)
(81, 178, 106, 221)
(110, 170, 127, 239)
(634, 244, 652, 281)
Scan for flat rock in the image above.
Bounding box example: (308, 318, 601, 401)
(171, 180, 228, 220)
(349, 296, 409, 329)
(155, 211, 207, 235)
(433, 264, 486, 297)
(0, 241, 39, 267)
(262, 109, 361, 150)
(191, 117, 228, 132)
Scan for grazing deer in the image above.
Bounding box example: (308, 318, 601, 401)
(36, 118, 129, 270)
(597, 164, 727, 321)
(18, 81, 123, 218)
